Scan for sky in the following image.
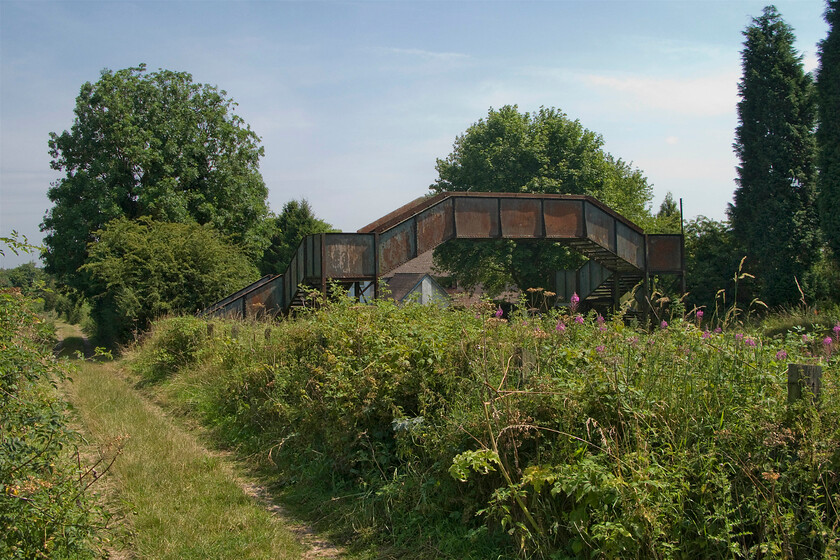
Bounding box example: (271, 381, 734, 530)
(0, 0, 830, 268)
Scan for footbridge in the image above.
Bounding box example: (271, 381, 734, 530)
(201, 192, 684, 320)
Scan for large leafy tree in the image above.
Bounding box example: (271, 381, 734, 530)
(430, 105, 653, 293)
(817, 0, 840, 262)
(82, 218, 259, 343)
(258, 199, 337, 276)
(42, 64, 270, 292)
(728, 7, 819, 307)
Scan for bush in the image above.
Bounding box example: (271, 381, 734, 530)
(0, 289, 103, 558)
(131, 296, 840, 559)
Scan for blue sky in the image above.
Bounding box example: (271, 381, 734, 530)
(0, 0, 829, 268)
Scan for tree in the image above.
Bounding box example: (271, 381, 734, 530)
(728, 6, 819, 307)
(82, 218, 259, 344)
(817, 0, 840, 262)
(430, 105, 653, 293)
(41, 64, 270, 293)
(258, 199, 337, 276)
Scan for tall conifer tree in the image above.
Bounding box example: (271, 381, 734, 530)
(729, 6, 819, 306)
(817, 0, 840, 261)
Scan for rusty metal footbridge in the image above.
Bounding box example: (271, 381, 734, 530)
(201, 192, 684, 320)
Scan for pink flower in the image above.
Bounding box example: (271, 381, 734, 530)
(834, 323, 840, 337)
(802, 334, 810, 343)
(702, 330, 711, 339)
(574, 315, 584, 325)
(744, 337, 756, 347)
(494, 306, 503, 318)
(570, 292, 580, 312)
(775, 350, 788, 361)
(824, 336, 833, 347)
(596, 345, 606, 354)
(596, 315, 605, 324)
(714, 327, 722, 334)
(555, 321, 566, 333)
(735, 333, 744, 342)
(660, 320, 668, 329)
(696, 310, 704, 320)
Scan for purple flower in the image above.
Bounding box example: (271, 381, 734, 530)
(696, 310, 704, 320)
(775, 350, 788, 361)
(574, 315, 584, 325)
(596, 315, 605, 324)
(599, 325, 607, 332)
(494, 306, 503, 318)
(834, 323, 840, 337)
(596, 345, 606, 354)
(802, 334, 810, 343)
(824, 336, 833, 347)
(714, 327, 722, 334)
(555, 321, 566, 333)
(735, 333, 744, 342)
(660, 320, 668, 329)
(744, 337, 756, 347)
(702, 330, 711, 339)
(570, 292, 580, 312)
(627, 336, 639, 347)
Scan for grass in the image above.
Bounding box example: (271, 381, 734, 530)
(63, 360, 306, 560)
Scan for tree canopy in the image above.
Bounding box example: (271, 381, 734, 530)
(728, 6, 819, 307)
(817, 0, 840, 262)
(82, 217, 259, 343)
(258, 199, 337, 276)
(429, 105, 654, 294)
(42, 64, 270, 292)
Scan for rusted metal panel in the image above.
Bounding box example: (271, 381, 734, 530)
(647, 235, 683, 273)
(305, 236, 315, 279)
(616, 222, 644, 269)
(500, 198, 543, 238)
(297, 243, 305, 283)
(245, 275, 284, 318)
(378, 220, 416, 275)
(324, 234, 375, 278)
(585, 202, 615, 251)
(416, 197, 455, 254)
(312, 235, 322, 279)
(454, 197, 500, 238)
(544, 199, 584, 238)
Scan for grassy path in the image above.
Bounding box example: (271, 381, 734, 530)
(64, 359, 309, 560)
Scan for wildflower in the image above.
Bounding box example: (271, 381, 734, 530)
(702, 330, 711, 339)
(596, 315, 605, 324)
(596, 345, 606, 354)
(714, 327, 722, 334)
(660, 320, 668, 329)
(599, 325, 607, 332)
(570, 292, 580, 312)
(574, 315, 584, 325)
(627, 336, 639, 347)
(802, 334, 809, 343)
(735, 333, 744, 342)
(834, 323, 840, 337)
(494, 306, 503, 319)
(555, 321, 566, 333)
(824, 336, 833, 347)
(775, 350, 788, 361)
(744, 337, 756, 347)
(696, 309, 704, 320)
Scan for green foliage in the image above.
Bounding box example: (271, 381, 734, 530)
(0, 290, 102, 559)
(684, 217, 752, 312)
(729, 6, 820, 307)
(258, 199, 337, 276)
(430, 105, 654, 294)
(817, 0, 840, 263)
(42, 64, 270, 293)
(81, 217, 259, 344)
(131, 298, 839, 559)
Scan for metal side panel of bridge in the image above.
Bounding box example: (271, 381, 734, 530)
(201, 192, 684, 320)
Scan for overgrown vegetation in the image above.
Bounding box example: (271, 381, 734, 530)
(130, 293, 840, 558)
(0, 289, 104, 558)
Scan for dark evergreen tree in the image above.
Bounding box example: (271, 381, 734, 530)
(817, 0, 840, 262)
(728, 6, 819, 307)
(258, 199, 337, 276)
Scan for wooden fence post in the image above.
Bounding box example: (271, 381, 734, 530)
(787, 364, 822, 404)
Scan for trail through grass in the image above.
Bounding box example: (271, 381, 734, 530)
(63, 360, 308, 560)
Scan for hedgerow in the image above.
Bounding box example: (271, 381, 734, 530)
(0, 289, 103, 559)
(131, 293, 840, 559)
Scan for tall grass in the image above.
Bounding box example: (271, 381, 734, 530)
(64, 360, 305, 560)
(129, 294, 840, 559)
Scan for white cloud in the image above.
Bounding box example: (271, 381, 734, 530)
(579, 72, 740, 117)
(665, 136, 679, 145)
(378, 47, 470, 62)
